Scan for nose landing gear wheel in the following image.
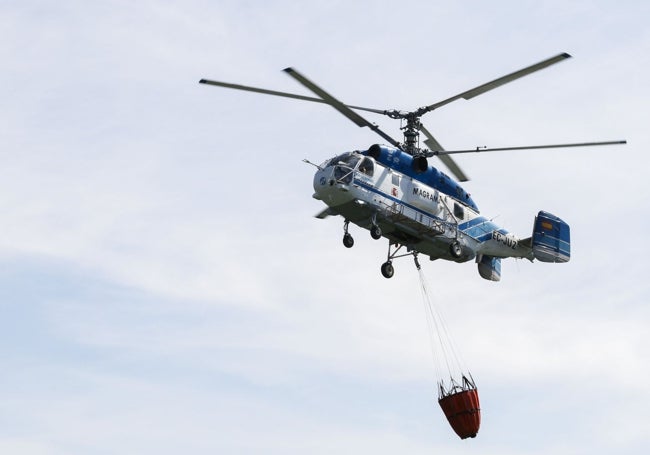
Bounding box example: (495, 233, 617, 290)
(370, 225, 382, 240)
(342, 220, 354, 248)
(381, 261, 394, 278)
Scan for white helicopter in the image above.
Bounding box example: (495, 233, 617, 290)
(200, 53, 625, 280)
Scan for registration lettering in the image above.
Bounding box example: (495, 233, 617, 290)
(491, 230, 518, 249)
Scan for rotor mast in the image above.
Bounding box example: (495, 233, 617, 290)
(402, 113, 423, 156)
(384, 108, 426, 157)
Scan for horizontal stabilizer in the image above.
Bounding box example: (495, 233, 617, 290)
(532, 211, 570, 262)
(315, 208, 337, 219)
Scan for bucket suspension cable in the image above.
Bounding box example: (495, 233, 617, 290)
(413, 256, 481, 440)
(416, 261, 468, 384)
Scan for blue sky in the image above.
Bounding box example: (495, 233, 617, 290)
(1, 1, 648, 453)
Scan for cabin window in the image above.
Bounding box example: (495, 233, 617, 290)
(358, 157, 374, 177)
(391, 173, 400, 185)
(454, 203, 464, 220)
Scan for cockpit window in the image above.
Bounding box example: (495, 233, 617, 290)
(327, 152, 359, 168)
(358, 157, 374, 176)
(329, 152, 360, 184)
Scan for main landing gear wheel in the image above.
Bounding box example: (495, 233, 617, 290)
(381, 261, 394, 279)
(370, 225, 382, 240)
(449, 241, 463, 258)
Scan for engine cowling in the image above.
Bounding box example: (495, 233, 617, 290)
(411, 155, 428, 173)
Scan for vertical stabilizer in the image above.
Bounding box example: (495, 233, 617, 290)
(532, 211, 570, 262)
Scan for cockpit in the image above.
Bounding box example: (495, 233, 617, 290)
(323, 152, 374, 184)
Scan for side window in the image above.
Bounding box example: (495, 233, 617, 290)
(358, 157, 374, 176)
(454, 203, 464, 220)
(391, 173, 400, 185)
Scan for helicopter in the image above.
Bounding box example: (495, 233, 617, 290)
(200, 53, 626, 280)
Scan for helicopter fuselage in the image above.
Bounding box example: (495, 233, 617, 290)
(312, 145, 568, 280)
(198, 54, 606, 280)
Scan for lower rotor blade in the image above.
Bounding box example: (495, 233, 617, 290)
(434, 140, 627, 155)
(420, 125, 469, 181)
(283, 68, 401, 147)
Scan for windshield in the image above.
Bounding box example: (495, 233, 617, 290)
(327, 152, 360, 169)
(327, 152, 360, 184)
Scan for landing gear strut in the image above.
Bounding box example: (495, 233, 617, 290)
(380, 241, 419, 279)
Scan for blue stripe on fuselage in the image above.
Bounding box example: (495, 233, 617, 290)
(459, 217, 508, 241)
(353, 178, 506, 242)
(353, 179, 433, 219)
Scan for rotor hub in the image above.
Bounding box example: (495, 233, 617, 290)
(401, 113, 424, 156)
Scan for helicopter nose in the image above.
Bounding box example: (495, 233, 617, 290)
(312, 168, 330, 196)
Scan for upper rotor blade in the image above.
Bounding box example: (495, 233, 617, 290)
(420, 124, 469, 181)
(283, 67, 401, 147)
(420, 53, 572, 114)
(429, 140, 627, 155)
(199, 78, 387, 115)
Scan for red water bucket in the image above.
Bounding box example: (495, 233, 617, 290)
(438, 387, 481, 439)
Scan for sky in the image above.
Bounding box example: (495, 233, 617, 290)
(1, 1, 648, 453)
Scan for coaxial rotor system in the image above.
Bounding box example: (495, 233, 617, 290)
(200, 53, 625, 181)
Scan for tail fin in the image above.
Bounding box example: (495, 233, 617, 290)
(532, 211, 570, 263)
